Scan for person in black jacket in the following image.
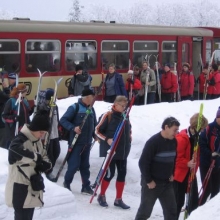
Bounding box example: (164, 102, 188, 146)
(95, 95, 131, 209)
(135, 117, 180, 220)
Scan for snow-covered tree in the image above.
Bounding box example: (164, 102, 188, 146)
(0, 9, 14, 20)
(68, 0, 84, 22)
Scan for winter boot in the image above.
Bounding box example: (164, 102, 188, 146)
(81, 185, 94, 195)
(63, 181, 71, 191)
(114, 199, 130, 209)
(46, 172, 56, 182)
(97, 194, 108, 207)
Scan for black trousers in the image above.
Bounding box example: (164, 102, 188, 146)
(135, 179, 177, 220)
(14, 207, 35, 220)
(161, 93, 174, 102)
(199, 165, 220, 205)
(173, 176, 198, 219)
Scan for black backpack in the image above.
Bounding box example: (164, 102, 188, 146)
(58, 103, 79, 141)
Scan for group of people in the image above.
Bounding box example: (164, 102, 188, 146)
(1, 63, 220, 220)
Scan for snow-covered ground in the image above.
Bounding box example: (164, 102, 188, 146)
(1, 97, 220, 220)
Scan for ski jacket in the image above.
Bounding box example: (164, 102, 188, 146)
(68, 72, 92, 96)
(5, 124, 51, 209)
(139, 132, 177, 183)
(2, 97, 31, 141)
(199, 119, 220, 168)
(0, 89, 9, 128)
(95, 107, 131, 160)
(198, 73, 206, 93)
(125, 78, 141, 95)
(140, 68, 156, 93)
(104, 72, 127, 98)
(60, 98, 97, 146)
(207, 71, 220, 95)
(179, 71, 194, 96)
(174, 129, 192, 182)
(160, 71, 178, 93)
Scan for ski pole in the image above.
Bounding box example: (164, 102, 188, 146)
(15, 92, 22, 136)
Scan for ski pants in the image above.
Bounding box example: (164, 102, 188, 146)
(135, 178, 177, 220)
(199, 165, 220, 205)
(161, 92, 174, 102)
(104, 159, 127, 182)
(14, 207, 35, 220)
(47, 138, 60, 172)
(65, 144, 91, 187)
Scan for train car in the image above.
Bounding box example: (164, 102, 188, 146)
(0, 19, 214, 101)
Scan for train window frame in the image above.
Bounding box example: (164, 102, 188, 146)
(133, 41, 159, 52)
(0, 39, 20, 54)
(162, 41, 177, 68)
(101, 40, 129, 52)
(162, 41, 177, 52)
(65, 40, 97, 71)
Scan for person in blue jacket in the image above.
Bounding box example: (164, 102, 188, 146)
(104, 63, 127, 103)
(60, 89, 97, 195)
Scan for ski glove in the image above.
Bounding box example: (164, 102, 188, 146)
(35, 160, 52, 173)
(35, 153, 43, 165)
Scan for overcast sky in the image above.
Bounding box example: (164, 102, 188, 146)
(0, 0, 189, 21)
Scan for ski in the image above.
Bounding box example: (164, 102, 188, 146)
(184, 103, 204, 219)
(128, 59, 133, 101)
(154, 55, 161, 102)
(15, 92, 22, 136)
(33, 68, 47, 115)
(43, 77, 63, 150)
(144, 73, 149, 105)
(90, 96, 135, 204)
(173, 62, 180, 102)
(54, 80, 104, 182)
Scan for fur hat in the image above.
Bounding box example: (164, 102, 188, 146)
(81, 88, 95, 97)
(29, 110, 50, 132)
(127, 70, 133, 75)
(8, 73, 16, 79)
(75, 64, 83, 72)
(183, 63, 190, 69)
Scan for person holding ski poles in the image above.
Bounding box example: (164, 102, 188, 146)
(199, 107, 220, 205)
(95, 95, 131, 209)
(173, 113, 208, 219)
(135, 117, 180, 220)
(60, 88, 97, 194)
(197, 66, 208, 100)
(2, 83, 31, 149)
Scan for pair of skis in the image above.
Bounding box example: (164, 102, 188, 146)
(90, 96, 135, 204)
(54, 79, 105, 182)
(184, 103, 204, 219)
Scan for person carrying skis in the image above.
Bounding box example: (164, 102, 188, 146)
(95, 95, 131, 209)
(135, 117, 180, 220)
(2, 83, 32, 149)
(37, 88, 60, 182)
(160, 63, 178, 102)
(206, 63, 220, 100)
(68, 64, 92, 97)
(197, 66, 208, 100)
(179, 63, 195, 101)
(139, 61, 156, 104)
(2, 73, 17, 95)
(173, 113, 208, 219)
(60, 89, 97, 194)
(199, 107, 220, 205)
(5, 110, 52, 220)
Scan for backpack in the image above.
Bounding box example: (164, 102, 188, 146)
(58, 103, 79, 141)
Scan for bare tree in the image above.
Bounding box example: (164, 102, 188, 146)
(0, 9, 14, 20)
(68, 0, 84, 22)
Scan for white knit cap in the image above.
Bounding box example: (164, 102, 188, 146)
(127, 70, 133, 74)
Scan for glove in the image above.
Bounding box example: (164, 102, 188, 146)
(35, 160, 52, 173)
(35, 153, 43, 165)
(212, 152, 220, 158)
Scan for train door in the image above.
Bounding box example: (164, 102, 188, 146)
(177, 36, 193, 73)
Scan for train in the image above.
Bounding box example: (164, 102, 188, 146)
(0, 19, 219, 101)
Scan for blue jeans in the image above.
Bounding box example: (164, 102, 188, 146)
(64, 144, 91, 187)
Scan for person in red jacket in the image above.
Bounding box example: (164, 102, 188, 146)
(206, 64, 220, 100)
(160, 63, 178, 102)
(125, 70, 141, 102)
(197, 66, 208, 100)
(173, 113, 208, 219)
(179, 63, 195, 101)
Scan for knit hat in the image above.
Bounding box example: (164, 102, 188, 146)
(183, 63, 190, 69)
(29, 110, 50, 131)
(164, 63, 170, 68)
(75, 64, 83, 72)
(216, 107, 220, 118)
(127, 70, 133, 75)
(45, 88, 54, 100)
(81, 88, 95, 97)
(17, 83, 27, 93)
(8, 73, 16, 79)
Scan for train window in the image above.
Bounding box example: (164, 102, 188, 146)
(25, 40, 61, 73)
(101, 40, 129, 70)
(133, 41, 159, 68)
(0, 40, 20, 74)
(214, 39, 220, 65)
(182, 43, 189, 65)
(65, 40, 97, 71)
(162, 41, 177, 68)
(205, 40, 212, 64)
